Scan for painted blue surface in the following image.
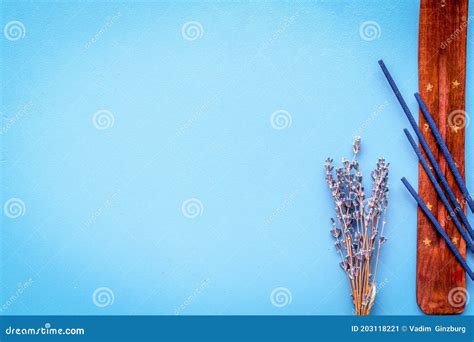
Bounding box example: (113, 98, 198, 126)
(0, 0, 472, 315)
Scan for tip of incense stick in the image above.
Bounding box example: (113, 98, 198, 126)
(403, 129, 413, 143)
(400, 177, 414, 192)
(414, 92, 423, 103)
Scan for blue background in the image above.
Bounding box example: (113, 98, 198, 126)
(1, 0, 473, 315)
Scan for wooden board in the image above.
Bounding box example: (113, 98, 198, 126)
(417, 0, 469, 314)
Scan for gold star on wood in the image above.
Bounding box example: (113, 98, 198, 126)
(423, 237, 432, 246)
(452, 237, 459, 245)
(452, 80, 460, 88)
(426, 83, 433, 92)
(427, 202, 433, 211)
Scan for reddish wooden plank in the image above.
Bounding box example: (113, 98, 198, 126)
(417, 0, 468, 314)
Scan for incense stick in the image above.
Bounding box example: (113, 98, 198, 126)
(401, 177, 474, 281)
(378, 60, 474, 238)
(404, 129, 474, 249)
(414, 92, 474, 213)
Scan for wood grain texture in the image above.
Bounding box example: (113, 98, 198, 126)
(417, 0, 469, 314)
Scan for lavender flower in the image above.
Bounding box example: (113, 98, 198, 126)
(325, 137, 389, 315)
(353, 136, 361, 155)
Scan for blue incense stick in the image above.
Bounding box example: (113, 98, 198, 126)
(379, 60, 474, 234)
(404, 129, 474, 248)
(415, 92, 474, 213)
(401, 177, 474, 280)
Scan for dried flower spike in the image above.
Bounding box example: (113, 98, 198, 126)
(325, 137, 389, 315)
(353, 136, 361, 155)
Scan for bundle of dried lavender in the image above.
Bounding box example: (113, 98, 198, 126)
(325, 137, 389, 315)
